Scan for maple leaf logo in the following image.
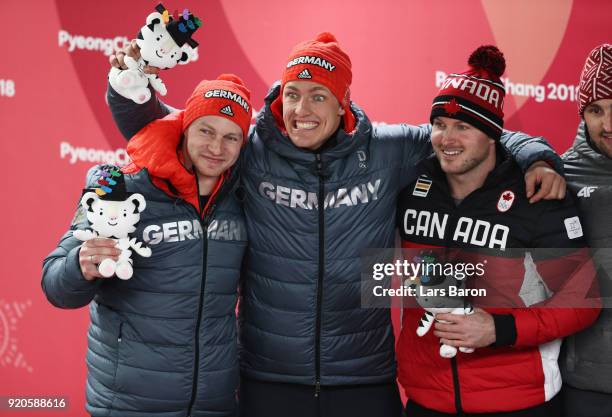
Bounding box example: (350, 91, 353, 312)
(502, 192, 513, 201)
(444, 99, 461, 115)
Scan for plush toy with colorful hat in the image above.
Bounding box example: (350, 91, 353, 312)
(109, 3, 202, 104)
(73, 166, 152, 280)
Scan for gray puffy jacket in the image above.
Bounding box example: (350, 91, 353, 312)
(561, 122, 612, 393)
(108, 83, 562, 388)
(42, 156, 247, 416)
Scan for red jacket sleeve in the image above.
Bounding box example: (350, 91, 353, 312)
(513, 212, 601, 347)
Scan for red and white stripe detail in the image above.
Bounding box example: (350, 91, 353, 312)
(579, 44, 612, 112)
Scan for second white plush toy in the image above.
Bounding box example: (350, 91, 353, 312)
(73, 166, 151, 280)
(109, 3, 201, 104)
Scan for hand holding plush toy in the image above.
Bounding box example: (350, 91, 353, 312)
(109, 3, 201, 104)
(73, 166, 151, 280)
(408, 251, 475, 358)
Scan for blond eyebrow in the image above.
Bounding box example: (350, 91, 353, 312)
(309, 86, 329, 93)
(195, 121, 240, 138)
(195, 121, 216, 132)
(285, 85, 330, 93)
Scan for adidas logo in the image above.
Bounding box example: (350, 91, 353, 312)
(219, 105, 234, 117)
(297, 69, 312, 79)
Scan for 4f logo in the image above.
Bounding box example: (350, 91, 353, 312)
(357, 151, 367, 169)
(577, 186, 598, 198)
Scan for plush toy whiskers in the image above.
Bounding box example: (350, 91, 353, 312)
(73, 166, 151, 280)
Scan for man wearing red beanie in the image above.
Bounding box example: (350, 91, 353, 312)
(108, 31, 567, 417)
(43, 74, 252, 417)
(560, 43, 612, 417)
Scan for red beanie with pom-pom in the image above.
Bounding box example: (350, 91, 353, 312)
(183, 74, 252, 139)
(272, 32, 355, 134)
(431, 45, 506, 140)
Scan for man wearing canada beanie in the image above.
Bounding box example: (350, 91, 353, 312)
(560, 43, 612, 417)
(108, 32, 567, 417)
(396, 46, 600, 417)
(43, 75, 251, 417)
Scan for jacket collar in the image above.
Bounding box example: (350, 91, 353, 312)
(570, 121, 612, 167)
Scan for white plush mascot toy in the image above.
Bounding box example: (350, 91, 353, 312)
(73, 166, 152, 280)
(109, 3, 201, 104)
(407, 251, 475, 358)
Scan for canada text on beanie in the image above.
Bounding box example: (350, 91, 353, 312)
(431, 45, 506, 140)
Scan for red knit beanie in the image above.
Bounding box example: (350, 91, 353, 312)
(579, 43, 612, 115)
(431, 45, 506, 140)
(183, 74, 252, 138)
(271, 32, 356, 133)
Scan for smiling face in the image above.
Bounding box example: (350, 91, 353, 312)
(182, 115, 243, 179)
(584, 99, 612, 158)
(431, 116, 496, 177)
(282, 81, 344, 150)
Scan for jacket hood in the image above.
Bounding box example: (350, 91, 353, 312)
(126, 111, 197, 198)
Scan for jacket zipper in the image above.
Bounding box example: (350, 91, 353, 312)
(187, 177, 214, 416)
(314, 153, 325, 397)
(117, 322, 123, 343)
(140, 167, 231, 416)
(445, 199, 463, 415)
(450, 357, 463, 415)
(439, 245, 463, 414)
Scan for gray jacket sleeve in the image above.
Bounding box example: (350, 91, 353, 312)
(42, 231, 102, 309)
(500, 129, 564, 174)
(107, 84, 177, 139)
(374, 123, 433, 168)
(41, 167, 103, 309)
